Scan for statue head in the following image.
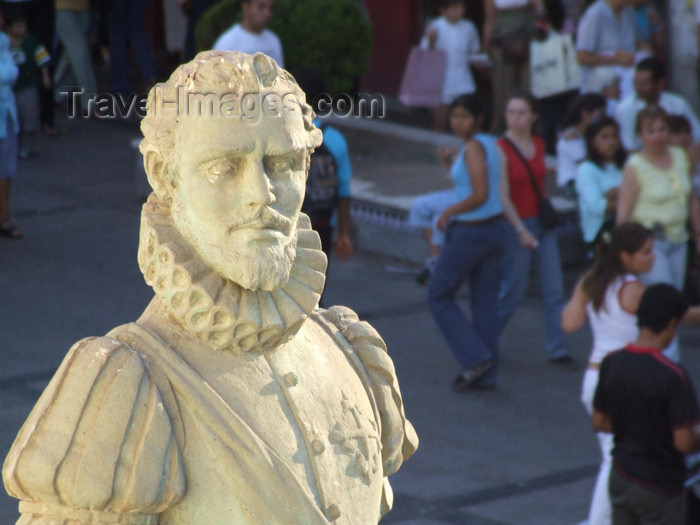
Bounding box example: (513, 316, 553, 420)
(140, 51, 322, 292)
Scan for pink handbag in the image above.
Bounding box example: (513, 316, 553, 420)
(398, 46, 447, 108)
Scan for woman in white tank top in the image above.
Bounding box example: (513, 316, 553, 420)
(562, 222, 654, 525)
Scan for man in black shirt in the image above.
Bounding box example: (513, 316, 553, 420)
(593, 284, 700, 525)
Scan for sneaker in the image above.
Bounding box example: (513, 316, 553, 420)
(415, 266, 431, 285)
(415, 257, 437, 285)
(452, 360, 494, 392)
(548, 355, 580, 371)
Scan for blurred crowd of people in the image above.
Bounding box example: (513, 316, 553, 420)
(0, 0, 357, 302)
(0, 0, 164, 239)
(421, 0, 670, 134)
(413, 0, 700, 371)
(414, 1, 700, 523)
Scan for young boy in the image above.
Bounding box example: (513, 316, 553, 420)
(593, 284, 700, 524)
(5, 8, 51, 159)
(421, 0, 483, 132)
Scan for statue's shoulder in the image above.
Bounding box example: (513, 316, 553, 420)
(312, 306, 418, 477)
(314, 305, 386, 353)
(3, 332, 185, 518)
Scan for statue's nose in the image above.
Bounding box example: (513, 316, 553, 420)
(241, 161, 276, 207)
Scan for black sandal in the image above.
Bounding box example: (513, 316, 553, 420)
(0, 221, 23, 239)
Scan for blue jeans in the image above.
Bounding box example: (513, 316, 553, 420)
(497, 217, 569, 360)
(107, 0, 157, 95)
(639, 236, 687, 363)
(428, 219, 507, 385)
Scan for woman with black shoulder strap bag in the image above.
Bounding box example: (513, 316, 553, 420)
(496, 91, 576, 369)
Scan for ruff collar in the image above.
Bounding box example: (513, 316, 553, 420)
(137, 197, 327, 353)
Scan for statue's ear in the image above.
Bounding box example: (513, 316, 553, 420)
(253, 53, 279, 87)
(142, 148, 173, 201)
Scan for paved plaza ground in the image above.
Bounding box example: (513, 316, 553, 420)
(3, 111, 700, 524)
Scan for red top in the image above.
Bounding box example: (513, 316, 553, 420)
(498, 136, 547, 219)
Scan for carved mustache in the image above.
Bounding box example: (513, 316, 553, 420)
(227, 207, 293, 235)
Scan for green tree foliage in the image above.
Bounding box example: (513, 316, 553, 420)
(195, 0, 373, 94)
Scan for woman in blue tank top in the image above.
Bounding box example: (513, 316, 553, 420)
(428, 93, 507, 391)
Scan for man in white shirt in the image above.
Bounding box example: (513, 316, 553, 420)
(575, 0, 635, 95)
(615, 56, 700, 151)
(213, 0, 284, 67)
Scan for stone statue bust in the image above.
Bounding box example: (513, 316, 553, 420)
(3, 51, 417, 524)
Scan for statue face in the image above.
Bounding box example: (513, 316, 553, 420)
(169, 92, 309, 291)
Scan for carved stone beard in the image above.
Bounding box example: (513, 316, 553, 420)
(170, 202, 300, 293)
(200, 228, 298, 293)
(137, 196, 327, 353)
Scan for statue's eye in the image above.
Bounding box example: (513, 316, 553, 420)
(205, 159, 241, 182)
(263, 155, 296, 176)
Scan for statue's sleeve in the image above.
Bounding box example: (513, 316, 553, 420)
(2, 336, 186, 525)
(318, 306, 419, 476)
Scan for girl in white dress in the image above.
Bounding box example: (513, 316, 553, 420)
(422, 0, 482, 131)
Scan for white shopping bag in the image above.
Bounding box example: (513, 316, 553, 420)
(530, 31, 581, 98)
